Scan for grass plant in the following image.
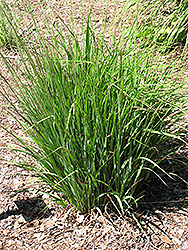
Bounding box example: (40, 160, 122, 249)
(0, 0, 187, 214)
(137, 0, 188, 49)
(0, 0, 21, 49)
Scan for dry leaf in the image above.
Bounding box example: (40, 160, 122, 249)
(161, 236, 172, 244)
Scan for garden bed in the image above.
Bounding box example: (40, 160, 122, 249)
(0, 0, 188, 249)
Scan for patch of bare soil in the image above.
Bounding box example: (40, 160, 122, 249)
(0, 0, 188, 249)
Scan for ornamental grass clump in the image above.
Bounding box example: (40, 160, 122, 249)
(0, 2, 186, 214)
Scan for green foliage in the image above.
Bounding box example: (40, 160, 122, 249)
(0, 1, 187, 214)
(0, 0, 20, 49)
(137, 0, 188, 49)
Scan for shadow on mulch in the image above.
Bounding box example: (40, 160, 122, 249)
(137, 134, 188, 213)
(143, 159, 187, 200)
(0, 196, 52, 222)
(124, 152, 188, 236)
(136, 156, 188, 218)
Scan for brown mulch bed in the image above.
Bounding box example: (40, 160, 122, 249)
(0, 0, 188, 249)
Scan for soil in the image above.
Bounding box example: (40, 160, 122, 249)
(0, 0, 188, 249)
